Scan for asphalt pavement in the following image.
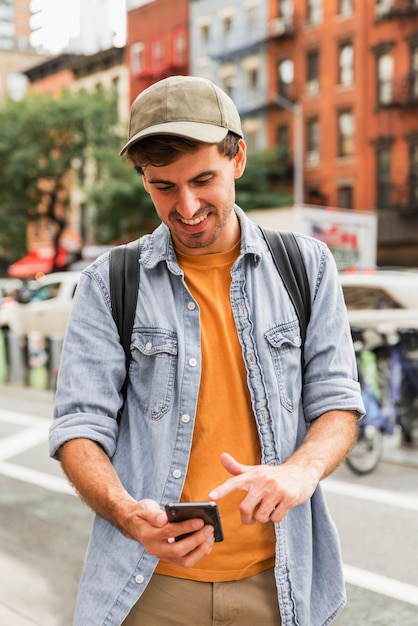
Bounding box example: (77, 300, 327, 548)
(1, 382, 418, 625)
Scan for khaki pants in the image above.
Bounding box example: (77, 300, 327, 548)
(122, 568, 281, 626)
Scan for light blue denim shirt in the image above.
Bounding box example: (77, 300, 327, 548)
(50, 206, 364, 626)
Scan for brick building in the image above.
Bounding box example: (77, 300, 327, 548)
(126, 0, 189, 104)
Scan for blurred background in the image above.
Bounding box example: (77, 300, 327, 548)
(0, 2, 418, 624)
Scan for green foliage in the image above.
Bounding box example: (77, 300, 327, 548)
(236, 145, 293, 211)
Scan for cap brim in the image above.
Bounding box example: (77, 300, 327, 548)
(119, 121, 229, 155)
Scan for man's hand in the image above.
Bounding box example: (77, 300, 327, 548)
(209, 410, 359, 524)
(121, 498, 215, 568)
(208, 452, 318, 524)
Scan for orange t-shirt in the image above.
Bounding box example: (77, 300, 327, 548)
(155, 242, 275, 582)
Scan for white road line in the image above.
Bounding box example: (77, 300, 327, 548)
(0, 461, 75, 495)
(0, 425, 50, 462)
(343, 564, 418, 606)
(0, 409, 50, 426)
(323, 479, 418, 512)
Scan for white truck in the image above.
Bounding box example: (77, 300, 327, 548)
(248, 205, 377, 270)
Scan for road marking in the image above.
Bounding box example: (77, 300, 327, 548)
(0, 424, 50, 461)
(0, 461, 75, 495)
(0, 409, 50, 426)
(323, 478, 418, 512)
(343, 564, 418, 606)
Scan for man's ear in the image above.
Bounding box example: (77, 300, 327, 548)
(233, 139, 247, 180)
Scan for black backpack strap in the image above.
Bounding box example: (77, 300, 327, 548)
(260, 226, 311, 347)
(109, 239, 140, 406)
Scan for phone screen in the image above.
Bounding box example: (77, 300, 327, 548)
(165, 501, 224, 542)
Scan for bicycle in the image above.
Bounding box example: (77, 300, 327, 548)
(346, 326, 418, 474)
(345, 327, 396, 474)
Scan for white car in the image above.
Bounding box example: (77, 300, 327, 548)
(0, 271, 81, 339)
(339, 269, 418, 338)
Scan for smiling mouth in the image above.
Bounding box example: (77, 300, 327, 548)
(179, 214, 208, 226)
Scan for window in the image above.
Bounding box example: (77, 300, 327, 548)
(339, 42, 354, 86)
(278, 58, 294, 98)
(131, 42, 144, 75)
(410, 142, 418, 206)
(376, 0, 392, 19)
(338, 110, 355, 157)
(376, 146, 392, 208)
(247, 67, 259, 89)
(223, 15, 233, 34)
(152, 39, 164, 66)
(307, 0, 322, 25)
(279, 0, 294, 22)
(173, 32, 186, 65)
(342, 286, 403, 311)
(306, 49, 319, 94)
(338, 0, 353, 16)
(338, 186, 353, 209)
(307, 116, 320, 164)
(411, 45, 418, 100)
(277, 123, 290, 150)
(200, 23, 210, 56)
(377, 53, 394, 105)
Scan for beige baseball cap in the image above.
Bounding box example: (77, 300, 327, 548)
(120, 75, 243, 155)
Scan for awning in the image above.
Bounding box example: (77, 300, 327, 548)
(8, 247, 68, 279)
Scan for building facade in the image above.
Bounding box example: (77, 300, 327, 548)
(126, 0, 189, 104)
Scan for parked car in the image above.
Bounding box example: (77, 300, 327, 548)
(339, 269, 418, 337)
(0, 271, 81, 339)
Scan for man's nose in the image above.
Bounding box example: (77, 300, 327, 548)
(177, 187, 200, 218)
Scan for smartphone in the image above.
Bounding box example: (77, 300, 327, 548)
(165, 501, 224, 542)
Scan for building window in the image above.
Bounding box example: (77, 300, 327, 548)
(223, 15, 233, 35)
(375, 0, 392, 19)
(411, 45, 418, 100)
(173, 31, 186, 66)
(200, 23, 210, 56)
(376, 147, 392, 208)
(306, 49, 319, 95)
(377, 53, 394, 105)
(339, 42, 354, 86)
(409, 142, 418, 207)
(277, 123, 290, 150)
(338, 186, 353, 209)
(279, 0, 294, 21)
(247, 67, 259, 90)
(307, 0, 322, 25)
(338, 110, 355, 157)
(278, 58, 294, 98)
(131, 42, 144, 75)
(307, 116, 320, 165)
(152, 39, 164, 66)
(338, 0, 353, 16)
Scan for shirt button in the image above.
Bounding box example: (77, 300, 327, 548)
(135, 575, 144, 584)
(187, 301, 196, 310)
(189, 358, 197, 367)
(145, 341, 152, 351)
(173, 469, 182, 479)
(294, 335, 302, 347)
(181, 414, 191, 424)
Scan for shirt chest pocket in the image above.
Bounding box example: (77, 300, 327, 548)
(130, 328, 178, 420)
(265, 322, 303, 412)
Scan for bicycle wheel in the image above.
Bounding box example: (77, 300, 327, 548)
(346, 426, 384, 475)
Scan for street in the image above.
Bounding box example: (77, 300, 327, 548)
(0, 384, 418, 626)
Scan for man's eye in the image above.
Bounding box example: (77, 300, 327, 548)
(156, 185, 172, 192)
(195, 178, 211, 186)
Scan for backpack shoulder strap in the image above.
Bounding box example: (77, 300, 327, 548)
(260, 226, 311, 346)
(109, 238, 140, 371)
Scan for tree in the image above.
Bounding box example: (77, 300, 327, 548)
(0, 88, 158, 269)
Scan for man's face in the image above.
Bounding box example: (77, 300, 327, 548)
(142, 140, 246, 255)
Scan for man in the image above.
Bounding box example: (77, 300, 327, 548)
(49, 75, 364, 626)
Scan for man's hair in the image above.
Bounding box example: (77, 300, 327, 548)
(125, 132, 241, 175)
